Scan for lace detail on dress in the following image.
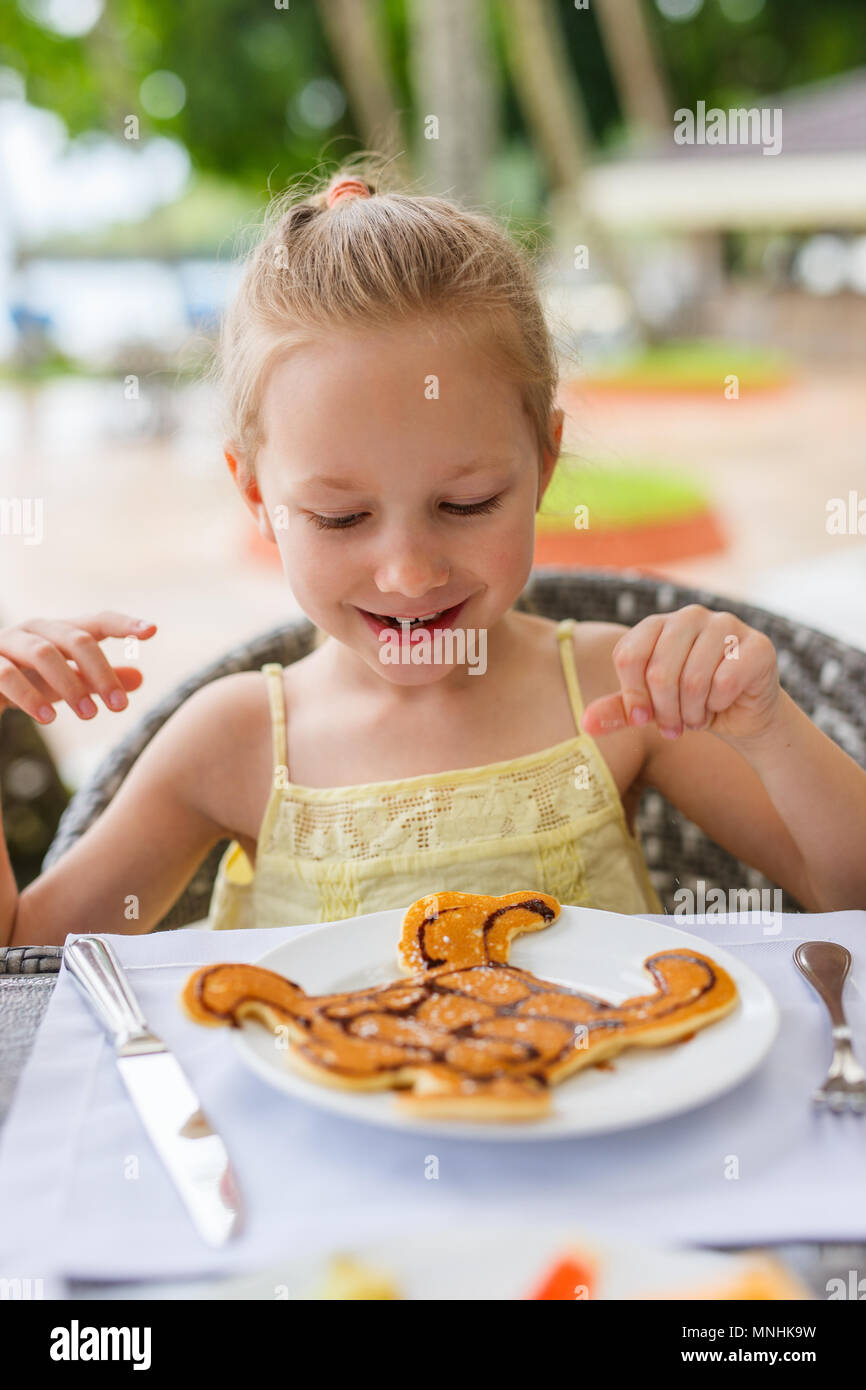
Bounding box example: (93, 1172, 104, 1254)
(261, 738, 610, 863)
(534, 834, 588, 905)
(315, 866, 361, 921)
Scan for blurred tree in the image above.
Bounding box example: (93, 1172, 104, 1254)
(498, 0, 594, 188)
(406, 0, 500, 202)
(1, 0, 356, 190)
(499, 0, 661, 339)
(2, 0, 865, 196)
(610, 0, 866, 117)
(593, 0, 671, 143)
(315, 0, 411, 180)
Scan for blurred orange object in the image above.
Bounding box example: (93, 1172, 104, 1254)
(645, 1255, 813, 1301)
(533, 511, 726, 569)
(526, 1250, 598, 1300)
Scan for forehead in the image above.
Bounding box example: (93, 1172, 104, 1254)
(259, 320, 530, 460)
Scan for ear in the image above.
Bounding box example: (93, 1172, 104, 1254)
(537, 408, 564, 508)
(225, 449, 275, 543)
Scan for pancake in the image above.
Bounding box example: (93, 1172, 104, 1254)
(181, 890, 738, 1121)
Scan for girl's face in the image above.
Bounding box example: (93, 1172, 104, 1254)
(232, 320, 561, 687)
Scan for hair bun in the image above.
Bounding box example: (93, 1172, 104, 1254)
(326, 177, 374, 208)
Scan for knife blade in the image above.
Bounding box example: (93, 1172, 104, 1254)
(64, 935, 243, 1247)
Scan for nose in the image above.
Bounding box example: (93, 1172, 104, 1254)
(372, 528, 450, 600)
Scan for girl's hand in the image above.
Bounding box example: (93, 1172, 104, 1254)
(0, 613, 157, 723)
(580, 605, 782, 746)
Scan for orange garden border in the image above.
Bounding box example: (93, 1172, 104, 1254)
(534, 509, 727, 568)
(560, 379, 795, 407)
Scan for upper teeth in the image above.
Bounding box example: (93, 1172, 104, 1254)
(378, 610, 445, 622)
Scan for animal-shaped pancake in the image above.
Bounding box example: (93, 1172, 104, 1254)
(181, 891, 739, 1121)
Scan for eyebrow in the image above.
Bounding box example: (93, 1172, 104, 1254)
(300, 461, 510, 492)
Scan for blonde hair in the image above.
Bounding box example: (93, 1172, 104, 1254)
(210, 155, 561, 482)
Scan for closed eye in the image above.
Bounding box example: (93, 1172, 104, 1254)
(441, 494, 504, 516)
(307, 494, 504, 530)
(309, 512, 367, 530)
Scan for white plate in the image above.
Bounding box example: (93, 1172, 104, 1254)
(230, 905, 779, 1140)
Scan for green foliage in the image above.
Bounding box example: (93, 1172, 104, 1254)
(3, 0, 349, 189)
(537, 455, 711, 529)
(581, 339, 793, 388)
(2, 0, 864, 201)
(627, 0, 866, 112)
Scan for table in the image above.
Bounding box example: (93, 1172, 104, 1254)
(2, 927, 864, 1300)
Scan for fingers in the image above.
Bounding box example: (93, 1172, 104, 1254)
(0, 657, 54, 723)
(579, 691, 628, 735)
(70, 612, 157, 642)
(0, 614, 156, 723)
(610, 614, 685, 732)
(637, 613, 707, 736)
(679, 624, 729, 730)
(587, 607, 740, 740)
(1, 626, 101, 717)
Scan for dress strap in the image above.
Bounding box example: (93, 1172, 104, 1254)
(261, 662, 288, 776)
(555, 618, 585, 733)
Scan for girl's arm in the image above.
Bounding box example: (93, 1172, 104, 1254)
(581, 609, 866, 913)
(4, 678, 247, 948)
(639, 695, 866, 912)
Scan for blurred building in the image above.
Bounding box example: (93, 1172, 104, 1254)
(575, 66, 866, 357)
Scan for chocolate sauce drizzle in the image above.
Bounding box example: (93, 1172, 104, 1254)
(418, 897, 557, 966)
(192, 949, 721, 1091)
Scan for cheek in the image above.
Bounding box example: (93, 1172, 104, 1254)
(277, 526, 348, 602)
(473, 506, 536, 584)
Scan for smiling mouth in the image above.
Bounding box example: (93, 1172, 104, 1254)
(358, 601, 465, 629)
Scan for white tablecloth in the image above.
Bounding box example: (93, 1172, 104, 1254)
(1, 910, 865, 1283)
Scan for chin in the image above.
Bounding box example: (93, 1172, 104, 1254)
(360, 649, 463, 686)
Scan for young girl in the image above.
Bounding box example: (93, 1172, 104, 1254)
(2, 165, 865, 948)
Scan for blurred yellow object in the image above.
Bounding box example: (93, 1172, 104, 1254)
(644, 1255, 813, 1301)
(224, 841, 254, 884)
(308, 1254, 402, 1300)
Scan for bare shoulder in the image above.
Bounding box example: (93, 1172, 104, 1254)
(567, 619, 643, 725)
(513, 611, 628, 645)
(515, 612, 631, 677)
(141, 670, 275, 841)
(156, 670, 272, 756)
(570, 618, 631, 674)
(507, 612, 631, 686)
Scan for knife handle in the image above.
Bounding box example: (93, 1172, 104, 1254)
(64, 936, 155, 1050)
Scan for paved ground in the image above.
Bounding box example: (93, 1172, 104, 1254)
(0, 368, 863, 789)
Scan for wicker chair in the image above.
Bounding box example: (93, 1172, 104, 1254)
(35, 567, 866, 933)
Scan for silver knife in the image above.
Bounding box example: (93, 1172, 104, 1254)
(64, 935, 243, 1246)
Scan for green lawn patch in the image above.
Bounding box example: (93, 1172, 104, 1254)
(538, 457, 711, 530)
(578, 339, 792, 390)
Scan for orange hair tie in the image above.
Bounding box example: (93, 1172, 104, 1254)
(326, 178, 372, 208)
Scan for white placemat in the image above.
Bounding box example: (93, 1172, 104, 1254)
(1, 909, 865, 1284)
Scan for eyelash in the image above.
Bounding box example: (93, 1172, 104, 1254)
(308, 495, 505, 530)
